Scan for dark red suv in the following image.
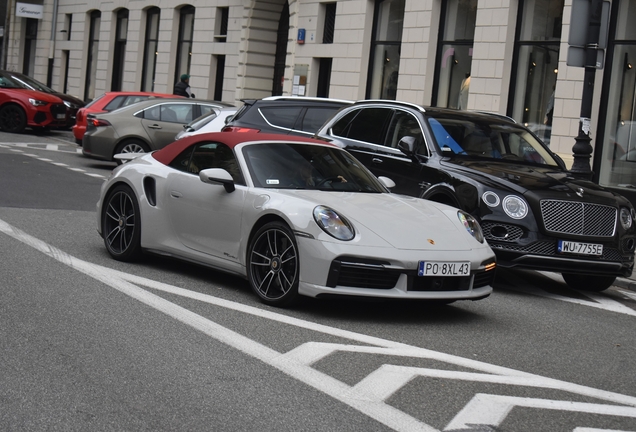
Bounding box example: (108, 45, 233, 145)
(0, 70, 67, 133)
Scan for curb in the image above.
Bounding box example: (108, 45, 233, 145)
(614, 277, 636, 292)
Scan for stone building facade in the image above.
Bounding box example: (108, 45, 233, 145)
(4, 0, 636, 204)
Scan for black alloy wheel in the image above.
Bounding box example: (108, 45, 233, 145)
(0, 104, 27, 133)
(102, 184, 142, 261)
(562, 273, 616, 292)
(247, 221, 299, 307)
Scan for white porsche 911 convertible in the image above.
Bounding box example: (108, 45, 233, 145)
(97, 132, 496, 306)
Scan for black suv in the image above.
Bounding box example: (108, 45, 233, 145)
(315, 100, 636, 291)
(222, 96, 352, 137)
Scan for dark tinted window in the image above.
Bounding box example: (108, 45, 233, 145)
(300, 106, 342, 132)
(385, 110, 423, 149)
(259, 106, 300, 129)
(168, 142, 244, 184)
(143, 105, 161, 121)
(336, 108, 392, 145)
(169, 145, 195, 172)
(103, 96, 126, 111)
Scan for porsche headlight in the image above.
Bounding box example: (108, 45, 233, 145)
(457, 211, 484, 243)
(502, 195, 528, 219)
(620, 207, 633, 230)
(313, 205, 355, 241)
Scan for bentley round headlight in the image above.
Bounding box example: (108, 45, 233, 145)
(620, 207, 633, 230)
(502, 195, 528, 219)
(482, 191, 500, 207)
(457, 211, 484, 243)
(313, 206, 355, 241)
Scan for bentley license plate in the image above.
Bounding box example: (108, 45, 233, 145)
(418, 261, 470, 277)
(557, 240, 603, 256)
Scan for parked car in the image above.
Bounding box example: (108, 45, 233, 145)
(2, 70, 85, 129)
(175, 106, 238, 140)
(82, 98, 233, 162)
(221, 96, 353, 136)
(73, 91, 181, 144)
(0, 70, 68, 133)
(97, 131, 496, 306)
(315, 100, 636, 291)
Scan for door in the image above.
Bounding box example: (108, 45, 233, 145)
(141, 103, 195, 150)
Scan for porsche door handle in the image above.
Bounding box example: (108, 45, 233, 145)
(372, 158, 384, 164)
(170, 191, 182, 198)
(147, 124, 162, 129)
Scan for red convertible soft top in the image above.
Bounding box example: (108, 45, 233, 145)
(152, 131, 331, 166)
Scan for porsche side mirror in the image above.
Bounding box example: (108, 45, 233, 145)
(397, 136, 416, 155)
(199, 168, 235, 193)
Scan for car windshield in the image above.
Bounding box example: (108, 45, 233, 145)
(0, 73, 26, 89)
(10, 74, 54, 93)
(187, 111, 218, 131)
(242, 143, 386, 192)
(425, 114, 559, 166)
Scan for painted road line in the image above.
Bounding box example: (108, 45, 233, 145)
(68, 167, 85, 172)
(85, 173, 105, 179)
(1, 218, 635, 432)
(37, 158, 53, 162)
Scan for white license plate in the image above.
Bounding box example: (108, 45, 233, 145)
(56, 114, 66, 119)
(418, 261, 470, 277)
(557, 240, 603, 256)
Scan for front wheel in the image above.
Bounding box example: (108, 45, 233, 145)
(247, 221, 300, 307)
(102, 184, 142, 261)
(562, 273, 616, 292)
(0, 104, 27, 133)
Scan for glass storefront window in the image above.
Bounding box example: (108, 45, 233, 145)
(175, 6, 195, 85)
(509, 0, 563, 147)
(433, 0, 477, 109)
(367, 0, 404, 99)
(598, 2, 636, 190)
(141, 8, 160, 92)
(84, 11, 101, 101)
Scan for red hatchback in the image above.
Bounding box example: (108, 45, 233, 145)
(0, 71, 67, 133)
(73, 91, 181, 144)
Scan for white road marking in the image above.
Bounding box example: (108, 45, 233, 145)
(85, 173, 105, 179)
(68, 167, 85, 172)
(617, 288, 636, 301)
(36, 158, 53, 162)
(1, 217, 635, 432)
(52, 162, 69, 167)
(444, 394, 636, 431)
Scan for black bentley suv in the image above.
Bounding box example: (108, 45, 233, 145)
(315, 100, 636, 291)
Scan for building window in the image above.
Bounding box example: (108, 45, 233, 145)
(322, 3, 336, 44)
(175, 6, 195, 85)
(111, 9, 129, 91)
(141, 7, 160, 92)
(64, 14, 72, 41)
(367, 0, 404, 100)
(508, 0, 563, 146)
(22, 18, 38, 76)
(598, 2, 636, 191)
(213, 55, 225, 101)
(432, 0, 477, 109)
(84, 10, 101, 101)
(317, 58, 332, 97)
(215, 7, 228, 42)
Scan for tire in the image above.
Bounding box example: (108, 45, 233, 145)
(247, 221, 300, 307)
(0, 104, 27, 133)
(114, 140, 150, 164)
(562, 273, 616, 292)
(102, 184, 142, 261)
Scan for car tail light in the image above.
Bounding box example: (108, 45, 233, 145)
(221, 126, 260, 133)
(87, 117, 111, 127)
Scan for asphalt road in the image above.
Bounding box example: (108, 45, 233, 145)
(1, 129, 635, 431)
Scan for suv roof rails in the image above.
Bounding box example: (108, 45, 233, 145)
(260, 96, 354, 104)
(354, 99, 427, 113)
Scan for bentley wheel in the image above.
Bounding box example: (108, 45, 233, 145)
(102, 184, 142, 261)
(247, 221, 299, 307)
(114, 140, 150, 164)
(0, 104, 27, 133)
(562, 273, 616, 292)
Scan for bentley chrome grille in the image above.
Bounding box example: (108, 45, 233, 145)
(540, 200, 616, 237)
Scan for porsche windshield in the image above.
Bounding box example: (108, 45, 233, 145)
(425, 114, 559, 166)
(242, 143, 386, 192)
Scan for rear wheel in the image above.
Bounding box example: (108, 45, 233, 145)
(102, 184, 142, 261)
(562, 273, 616, 292)
(0, 104, 27, 133)
(247, 221, 300, 307)
(114, 140, 150, 164)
